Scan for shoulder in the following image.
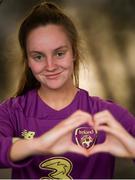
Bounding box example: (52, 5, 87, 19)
(79, 88, 132, 121)
(79, 88, 119, 110)
(0, 89, 36, 112)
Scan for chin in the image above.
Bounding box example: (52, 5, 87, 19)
(49, 80, 72, 90)
(41, 76, 71, 90)
(44, 82, 66, 90)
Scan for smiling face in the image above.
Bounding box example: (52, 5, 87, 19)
(26, 24, 74, 90)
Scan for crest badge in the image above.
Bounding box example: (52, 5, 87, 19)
(75, 126, 97, 149)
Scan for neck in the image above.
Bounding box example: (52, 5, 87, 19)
(38, 83, 78, 110)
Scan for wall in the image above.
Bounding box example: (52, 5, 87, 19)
(0, 0, 135, 178)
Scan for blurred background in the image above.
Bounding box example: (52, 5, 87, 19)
(0, 0, 135, 178)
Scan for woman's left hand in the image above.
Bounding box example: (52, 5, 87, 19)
(88, 110, 135, 158)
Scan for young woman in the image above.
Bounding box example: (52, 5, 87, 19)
(0, 2, 135, 179)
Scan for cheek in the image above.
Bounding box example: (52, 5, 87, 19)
(61, 57, 74, 70)
(66, 60, 74, 74)
(28, 61, 44, 74)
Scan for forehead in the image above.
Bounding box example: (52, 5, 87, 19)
(26, 24, 71, 50)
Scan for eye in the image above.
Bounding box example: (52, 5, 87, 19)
(57, 52, 65, 56)
(33, 54, 44, 61)
(55, 50, 66, 59)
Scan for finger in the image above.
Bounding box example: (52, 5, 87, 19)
(61, 111, 94, 132)
(97, 124, 135, 150)
(93, 110, 118, 127)
(89, 143, 132, 158)
(69, 143, 88, 157)
(96, 125, 113, 133)
(48, 117, 91, 141)
(88, 143, 109, 155)
(47, 111, 94, 141)
(65, 110, 94, 126)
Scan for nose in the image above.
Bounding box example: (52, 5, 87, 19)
(45, 56, 57, 71)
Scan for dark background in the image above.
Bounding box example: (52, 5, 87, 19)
(0, 0, 135, 178)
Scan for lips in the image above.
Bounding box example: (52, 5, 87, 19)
(45, 72, 62, 79)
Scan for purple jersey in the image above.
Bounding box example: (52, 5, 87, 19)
(0, 88, 135, 179)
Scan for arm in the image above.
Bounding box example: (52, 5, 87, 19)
(9, 110, 94, 162)
(89, 110, 135, 158)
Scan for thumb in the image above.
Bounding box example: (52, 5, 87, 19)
(69, 143, 88, 157)
(88, 143, 109, 156)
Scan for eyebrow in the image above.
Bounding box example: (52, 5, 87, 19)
(28, 51, 44, 56)
(28, 45, 69, 55)
(54, 45, 68, 51)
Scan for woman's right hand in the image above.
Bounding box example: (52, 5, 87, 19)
(35, 110, 93, 156)
(10, 110, 93, 162)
